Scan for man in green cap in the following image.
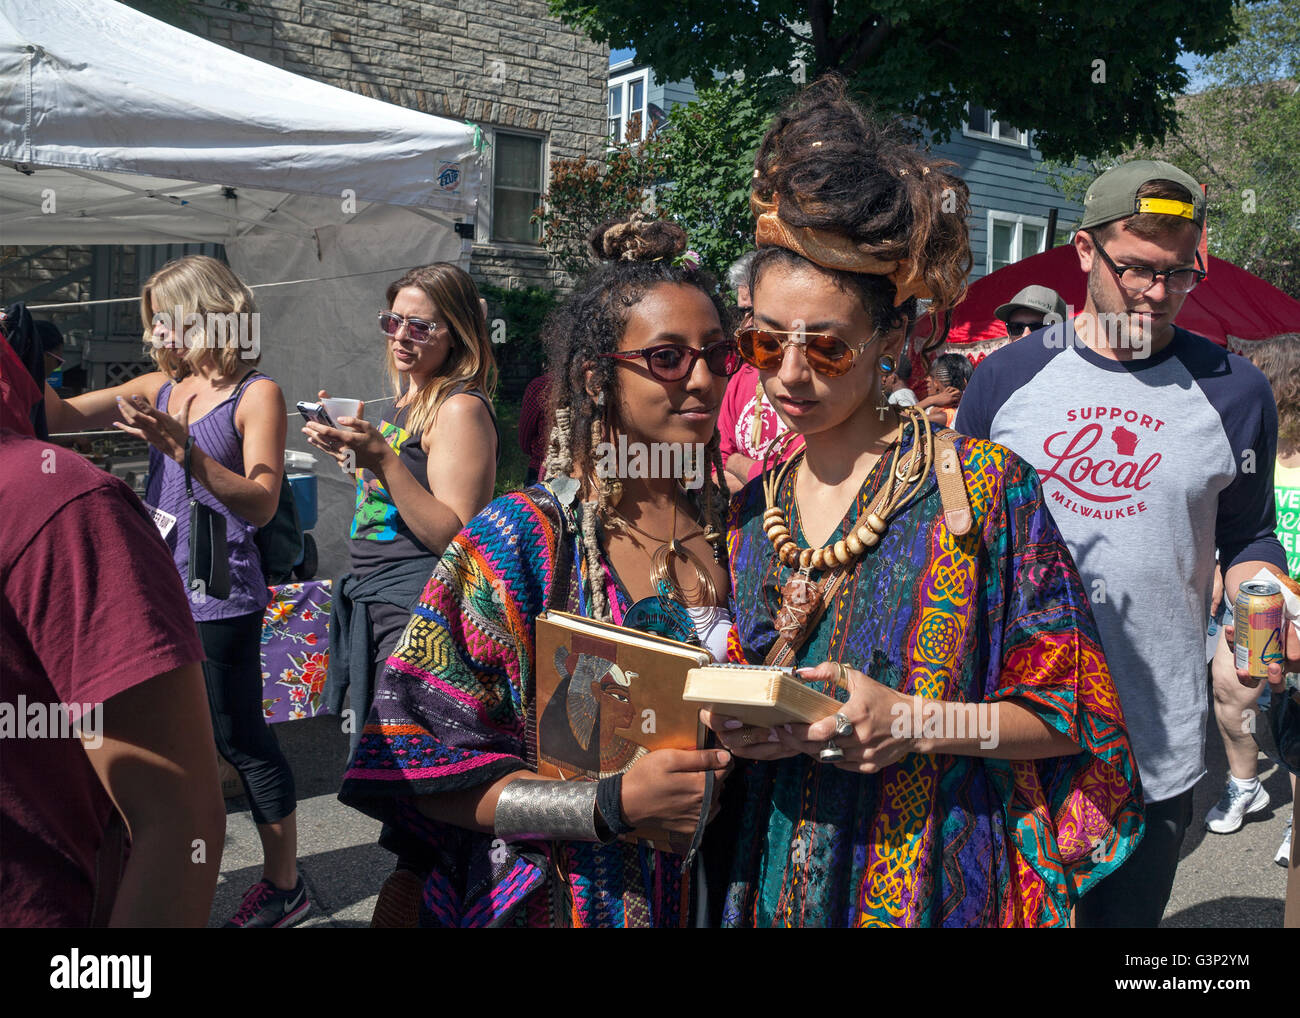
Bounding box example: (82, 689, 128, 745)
(957, 160, 1297, 927)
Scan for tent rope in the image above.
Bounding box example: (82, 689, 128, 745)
(26, 265, 446, 310)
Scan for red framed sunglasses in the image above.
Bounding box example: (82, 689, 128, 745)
(602, 340, 742, 381)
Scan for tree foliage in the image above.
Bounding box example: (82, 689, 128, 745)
(655, 77, 791, 280)
(530, 132, 667, 281)
(1046, 0, 1300, 296)
(549, 0, 1242, 161)
(533, 77, 786, 285)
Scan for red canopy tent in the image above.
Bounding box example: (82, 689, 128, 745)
(916, 245, 1300, 367)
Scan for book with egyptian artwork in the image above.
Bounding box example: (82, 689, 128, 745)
(532, 611, 712, 848)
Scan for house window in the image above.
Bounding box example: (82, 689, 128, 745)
(988, 211, 1047, 273)
(964, 105, 1029, 147)
(491, 131, 544, 245)
(608, 70, 649, 143)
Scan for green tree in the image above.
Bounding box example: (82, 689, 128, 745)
(531, 132, 667, 281)
(655, 77, 791, 280)
(549, 0, 1242, 161)
(1045, 0, 1300, 295)
(533, 77, 784, 285)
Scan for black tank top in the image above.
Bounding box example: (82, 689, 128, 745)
(349, 388, 497, 573)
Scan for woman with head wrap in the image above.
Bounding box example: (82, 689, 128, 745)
(702, 77, 1143, 927)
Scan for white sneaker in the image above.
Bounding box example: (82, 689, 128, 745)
(1276, 817, 1293, 867)
(1205, 779, 1269, 834)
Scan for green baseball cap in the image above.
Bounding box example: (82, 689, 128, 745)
(1079, 160, 1206, 231)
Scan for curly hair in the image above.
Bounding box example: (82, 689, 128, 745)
(540, 213, 733, 620)
(748, 74, 972, 350)
(1244, 334, 1300, 451)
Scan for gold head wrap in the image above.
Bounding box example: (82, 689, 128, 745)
(750, 191, 931, 306)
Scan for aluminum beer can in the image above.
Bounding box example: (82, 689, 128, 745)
(1233, 579, 1285, 678)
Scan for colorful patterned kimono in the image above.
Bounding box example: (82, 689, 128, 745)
(723, 433, 1144, 927)
(338, 489, 693, 927)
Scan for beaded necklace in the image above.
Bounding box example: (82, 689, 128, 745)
(763, 407, 935, 644)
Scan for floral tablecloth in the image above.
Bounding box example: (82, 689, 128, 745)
(260, 580, 333, 724)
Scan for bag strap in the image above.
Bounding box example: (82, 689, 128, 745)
(934, 428, 972, 537)
(89, 808, 128, 927)
(762, 569, 851, 669)
(183, 434, 195, 500)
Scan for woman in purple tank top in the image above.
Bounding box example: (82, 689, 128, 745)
(44, 255, 308, 928)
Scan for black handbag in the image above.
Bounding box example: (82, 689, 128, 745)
(185, 435, 231, 601)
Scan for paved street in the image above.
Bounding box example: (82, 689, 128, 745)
(209, 685, 1295, 928)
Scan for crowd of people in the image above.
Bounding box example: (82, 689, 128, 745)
(2, 74, 1298, 929)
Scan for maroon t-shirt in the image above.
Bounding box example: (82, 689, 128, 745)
(0, 430, 205, 927)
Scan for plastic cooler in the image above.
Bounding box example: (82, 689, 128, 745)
(284, 450, 318, 530)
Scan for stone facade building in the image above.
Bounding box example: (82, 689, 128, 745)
(195, 0, 608, 291)
(1, 0, 608, 348)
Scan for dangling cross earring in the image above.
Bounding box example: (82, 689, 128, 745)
(875, 355, 896, 421)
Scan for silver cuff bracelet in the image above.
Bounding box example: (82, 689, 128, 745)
(493, 780, 607, 843)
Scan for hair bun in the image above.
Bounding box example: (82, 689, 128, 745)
(587, 212, 687, 264)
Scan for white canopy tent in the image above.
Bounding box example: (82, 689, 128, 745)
(1, 0, 484, 573)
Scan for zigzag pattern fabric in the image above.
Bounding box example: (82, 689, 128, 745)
(338, 490, 692, 927)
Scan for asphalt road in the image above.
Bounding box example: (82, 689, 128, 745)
(208, 682, 1295, 928)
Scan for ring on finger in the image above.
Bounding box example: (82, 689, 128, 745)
(819, 739, 844, 763)
(833, 712, 853, 739)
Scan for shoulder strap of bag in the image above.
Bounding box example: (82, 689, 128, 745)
(89, 809, 128, 927)
(184, 434, 196, 499)
(762, 429, 972, 669)
(934, 428, 972, 537)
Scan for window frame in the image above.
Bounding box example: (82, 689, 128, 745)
(986, 210, 1049, 274)
(607, 68, 651, 144)
(480, 125, 548, 248)
(962, 104, 1030, 148)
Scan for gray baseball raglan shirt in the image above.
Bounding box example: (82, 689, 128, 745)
(955, 322, 1286, 803)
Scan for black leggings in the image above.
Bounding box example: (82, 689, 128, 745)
(198, 611, 297, 825)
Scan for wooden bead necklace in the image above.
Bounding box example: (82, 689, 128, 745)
(762, 407, 935, 641)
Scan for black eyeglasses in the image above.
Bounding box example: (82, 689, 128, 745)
(602, 340, 742, 381)
(378, 310, 443, 344)
(1006, 319, 1044, 338)
(1087, 235, 1206, 295)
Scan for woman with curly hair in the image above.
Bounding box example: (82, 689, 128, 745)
(701, 77, 1143, 927)
(338, 215, 739, 926)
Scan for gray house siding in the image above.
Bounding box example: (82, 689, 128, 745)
(928, 132, 1084, 280)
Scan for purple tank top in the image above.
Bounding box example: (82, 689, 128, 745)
(144, 373, 271, 622)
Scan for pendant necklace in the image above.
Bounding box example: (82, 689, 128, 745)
(763, 408, 935, 644)
(607, 499, 719, 608)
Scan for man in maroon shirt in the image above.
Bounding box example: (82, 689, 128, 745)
(1, 335, 225, 926)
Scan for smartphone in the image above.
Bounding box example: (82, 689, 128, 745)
(296, 401, 336, 428)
